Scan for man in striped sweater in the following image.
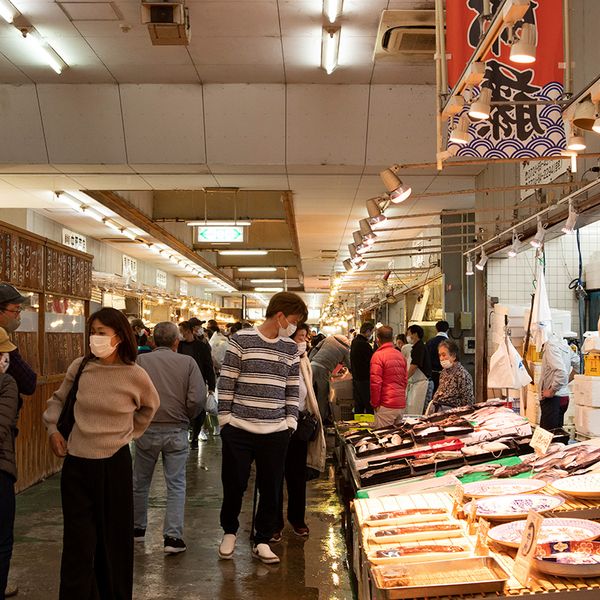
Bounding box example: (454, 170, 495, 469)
(217, 292, 308, 565)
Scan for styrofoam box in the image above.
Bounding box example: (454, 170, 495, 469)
(526, 384, 540, 426)
(573, 375, 600, 407)
(575, 404, 600, 437)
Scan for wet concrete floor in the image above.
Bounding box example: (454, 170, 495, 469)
(11, 434, 356, 599)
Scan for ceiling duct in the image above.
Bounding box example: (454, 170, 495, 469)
(374, 9, 437, 62)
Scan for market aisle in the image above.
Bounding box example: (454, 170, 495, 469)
(10, 435, 355, 599)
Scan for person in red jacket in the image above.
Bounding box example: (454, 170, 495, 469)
(370, 326, 408, 428)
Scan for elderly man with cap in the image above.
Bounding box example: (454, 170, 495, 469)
(0, 283, 37, 400)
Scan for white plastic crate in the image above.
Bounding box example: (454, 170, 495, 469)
(575, 404, 600, 437)
(573, 375, 600, 408)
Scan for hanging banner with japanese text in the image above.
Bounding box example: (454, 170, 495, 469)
(446, 0, 565, 159)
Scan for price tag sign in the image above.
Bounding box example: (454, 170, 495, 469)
(475, 518, 491, 556)
(452, 484, 464, 518)
(530, 426, 553, 456)
(467, 499, 479, 534)
(513, 510, 544, 587)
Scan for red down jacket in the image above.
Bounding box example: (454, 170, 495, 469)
(370, 342, 408, 410)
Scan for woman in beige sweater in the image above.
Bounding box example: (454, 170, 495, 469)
(43, 307, 159, 600)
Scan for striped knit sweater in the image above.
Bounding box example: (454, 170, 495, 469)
(217, 328, 300, 434)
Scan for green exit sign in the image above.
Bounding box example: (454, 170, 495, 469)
(197, 226, 244, 243)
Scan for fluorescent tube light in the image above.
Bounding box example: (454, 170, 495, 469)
(122, 229, 137, 240)
(186, 220, 252, 227)
(21, 29, 67, 74)
(55, 192, 83, 212)
(250, 279, 283, 284)
(321, 27, 341, 75)
(219, 250, 268, 256)
(0, 0, 15, 23)
(103, 220, 121, 233)
(254, 287, 283, 293)
(323, 0, 343, 23)
(238, 267, 277, 272)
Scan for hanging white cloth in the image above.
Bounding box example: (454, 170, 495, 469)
(488, 335, 532, 390)
(531, 261, 552, 349)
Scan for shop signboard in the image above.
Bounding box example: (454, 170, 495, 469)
(122, 255, 137, 283)
(446, 0, 565, 159)
(179, 279, 188, 296)
(519, 159, 569, 201)
(197, 226, 244, 244)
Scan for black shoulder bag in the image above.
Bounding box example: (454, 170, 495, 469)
(57, 357, 91, 439)
(295, 410, 320, 442)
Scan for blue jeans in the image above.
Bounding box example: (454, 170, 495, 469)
(0, 470, 15, 600)
(133, 427, 189, 539)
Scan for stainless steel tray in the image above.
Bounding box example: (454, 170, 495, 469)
(371, 556, 508, 599)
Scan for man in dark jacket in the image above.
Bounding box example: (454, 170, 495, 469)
(426, 320, 449, 393)
(0, 283, 37, 400)
(0, 327, 20, 598)
(350, 322, 374, 415)
(179, 321, 216, 447)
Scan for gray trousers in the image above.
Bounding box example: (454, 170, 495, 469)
(311, 363, 331, 422)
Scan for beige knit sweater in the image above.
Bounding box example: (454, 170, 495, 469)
(43, 357, 160, 459)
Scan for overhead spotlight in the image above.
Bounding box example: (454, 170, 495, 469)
(567, 126, 586, 151)
(449, 116, 471, 145)
(379, 164, 412, 203)
(321, 26, 341, 75)
(475, 249, 488, 271)
(355, 259, 367, 271)
(592, 101, 600, 134)
(562, 201, 578, 234)
(323, 0, 343, 24)
(348, 243, 361, 264)
(469, 87, 492, 120)
(359, 218, 377, 244)
(510, 22, 536, 64)
(366, 197, 387, 229)
(465, 256, 474, 276)
(444, 95, 465, 116)
(530, 219, 546, 248)
(465, 61, 486, 86)
(353, 231, 367, 254)
(507, 232, 521, 257)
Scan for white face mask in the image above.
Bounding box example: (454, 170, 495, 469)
(89, 334, 118, 359)
(278, 316, 297, 338)
(297, 341, 307, 355)
(440, 359, 453, 369)
(406, 335, 413, 344)
(0, 352, 9, 374)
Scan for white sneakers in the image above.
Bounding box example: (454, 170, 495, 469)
(218, 534, 237, 559)
(252, 543, 280, 565)
(218, 535, 280, 565)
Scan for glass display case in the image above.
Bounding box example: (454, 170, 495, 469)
(13, 292, 40, 374)
(44, 295, 86, 375)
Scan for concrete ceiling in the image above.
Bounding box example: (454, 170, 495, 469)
(0, 0, 479, 301)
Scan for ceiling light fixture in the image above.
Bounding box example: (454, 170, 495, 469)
(510, 22, 537, 64)
(352, 231, 367, 254)
(567, 126, 587, 151)
(218, 250, 268, 256)
(254, 287, 284, 293)
(323, 0, 343, 23)
(20, 28, 67, 74)
(103, 219, 121, 233)
(379, 164, 412, 203)
(0, 0, 15, 23)
(55, 191, 83, 212)
(348, 243, 361, 264)
(121, 229, 137, 241)
(465, 256, 474, 276)
(507, 232, 521, 257)
(82, 207, 104, 223)
(475, 249, 488, 271)
(250, 279, 283, 284)
(185, 220, 252, 227)
(468, 87, 492, 120)
(321, 26, 341, 75)
(237, 267, 276, 272)
(530, 218, 546, 248)
(562, 201, 578, 234)
(359, 218, 377, 244)
(343, 259, 355, 272)
(366, 197, 387, 229)
(449, 115, 472, 145)
(355, 259, 368, 271)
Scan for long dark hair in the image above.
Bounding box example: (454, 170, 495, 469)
(87, 307, 137, 364)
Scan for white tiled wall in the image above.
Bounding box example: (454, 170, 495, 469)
(487, 221, 600, 333)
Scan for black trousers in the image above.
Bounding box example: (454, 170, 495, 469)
(278, 433, 308, 530)
(191, 410, 207, 441)
(352, 379, 373, 415)
(540, 395, 561, 431)
(60, 445, 133, 600)
(220, 425, 289, 545)
(0, 470, 15, 600)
